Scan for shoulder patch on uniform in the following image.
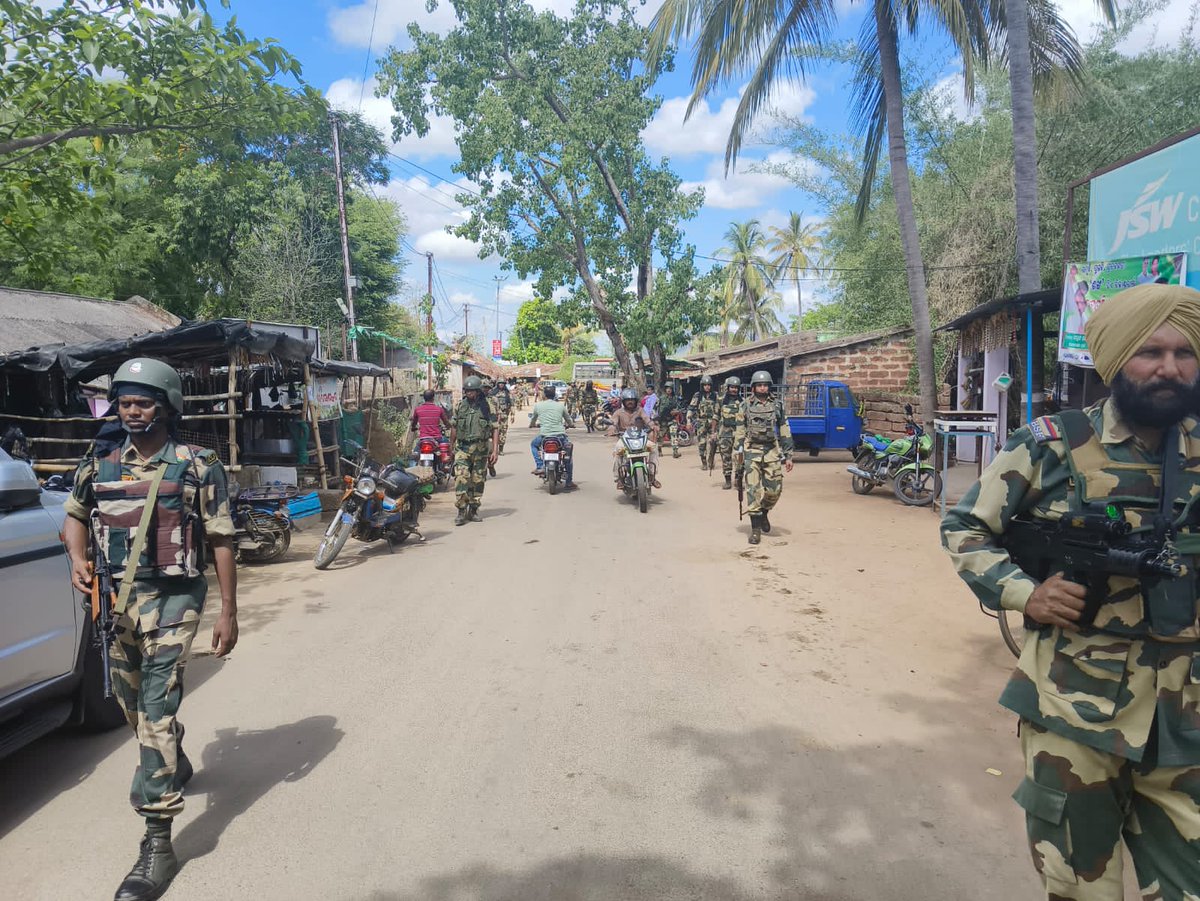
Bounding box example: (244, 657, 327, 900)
(175, 446, 194, 461)
(1028, 416, 1061, 444)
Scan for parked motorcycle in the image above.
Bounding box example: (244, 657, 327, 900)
(414, 434, 452, 491)
(537, 435, 572, 495)
(661, 408, 694, 448)
(314, 449, 425, 569)
(846, 404, 941, 506)
(615, 427, 655, 513)
(233, 485, 296, 563)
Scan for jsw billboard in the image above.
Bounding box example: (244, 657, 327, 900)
(1088, 132, 1200, 291)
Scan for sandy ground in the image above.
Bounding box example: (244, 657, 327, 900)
(0, 423, 1044, 900)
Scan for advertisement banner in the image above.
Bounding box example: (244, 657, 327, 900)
(491, 339, 502, 359)
(307, 376, 343, 420)
(1087, 133, 1200, 291)
(1059, 253, 1188, 366)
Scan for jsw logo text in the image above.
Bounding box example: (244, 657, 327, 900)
(1107, 171, 1188, 256)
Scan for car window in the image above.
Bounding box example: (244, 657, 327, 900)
(829, 387, 851, 409)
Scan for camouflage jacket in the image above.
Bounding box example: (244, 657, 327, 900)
(66, 438, 234, 580)
(734, 396, 794, 455)
(716, 394, 741, 436)
(941, 399, 1200, 765)
(655, 394, 681, 424)
(452, 396, 494, 442)
(690, 390, 719, 426)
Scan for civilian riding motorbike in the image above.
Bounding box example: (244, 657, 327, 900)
(537, 435, 572, 495)
(414, 434, 452, 491)
(232, 485, 296, 563)
(615, 427, 655, 513)
(314, 448, 425, 569)
(846, 404, 941, 506)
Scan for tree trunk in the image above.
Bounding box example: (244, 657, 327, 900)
(1005, 0, 1044, 419)
(650, 343, 669, 392)
(795, 271, 802, 329)
(874, 0, 937, 426)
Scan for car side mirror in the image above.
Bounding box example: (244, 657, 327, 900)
(0, 456, 42, 511)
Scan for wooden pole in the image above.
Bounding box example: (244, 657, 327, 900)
(227, 349, 240, 469)
(304, 363, 328, 490)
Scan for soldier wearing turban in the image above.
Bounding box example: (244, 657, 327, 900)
(941, 284, 1200, 898)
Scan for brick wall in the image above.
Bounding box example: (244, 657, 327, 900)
(857, 390, 952, 439)
(786, 333, 914, 395)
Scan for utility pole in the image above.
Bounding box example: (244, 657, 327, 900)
(426, 252, 434, 390)
(493, 275, 507, 355)
(463, 304, 470, 344)
(330, 114, 358, 362)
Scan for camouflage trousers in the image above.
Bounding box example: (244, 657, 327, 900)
(454, 439, 489, 509)
(697, 422, 716, 467)
(581, 404, 596, 430)
(110, 576, 207, 821)
(717, 433, 735, 476)
(1018, 719, 1200, 900)
(664, 422, 678, 450)
(497, 413, 509, 448)
(743, 443, 784, 514)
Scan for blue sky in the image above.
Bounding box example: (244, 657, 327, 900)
(220, 0, 1124, 352)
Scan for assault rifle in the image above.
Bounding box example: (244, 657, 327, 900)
(88, 509, 117, 698)
(1003, 512, 1189, 633)
(735, 456, 745, 520)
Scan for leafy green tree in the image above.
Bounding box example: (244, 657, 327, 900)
(768, 212, 824, 325)
(378, 0, 703, 390)
(505, 296, 564, 364)
(717, 221, 783, 345)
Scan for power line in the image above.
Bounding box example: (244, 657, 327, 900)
(385, 151, 483, 198)
(357, 0, 382, 110)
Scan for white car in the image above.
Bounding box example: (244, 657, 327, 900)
(0, 449, 124, 758)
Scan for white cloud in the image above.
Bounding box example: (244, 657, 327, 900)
(328, 0, 582, 49)
(414, 229, 485, 262)
(1056, 0, 1197, 54)
(930, 71, 981, 123)
(326, 77, 459, 161)
(643, 81, 816, 159)
(682, 151, 803, 210)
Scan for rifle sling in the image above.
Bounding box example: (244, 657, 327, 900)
(1158, 424, 1182, 536)
(114, 463, 168, 615)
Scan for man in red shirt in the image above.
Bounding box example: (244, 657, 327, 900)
(410, 389, 450, 452)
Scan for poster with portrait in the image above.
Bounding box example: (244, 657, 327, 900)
(1058, 253, 1188, 367)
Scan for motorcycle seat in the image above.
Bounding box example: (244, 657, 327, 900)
(381, 465, 421, 496)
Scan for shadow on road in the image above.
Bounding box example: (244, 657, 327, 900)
(173, 714, 343, 862)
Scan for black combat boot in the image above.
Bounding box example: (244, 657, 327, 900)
(760, 511, 771, 534)
(487, 461, 497, 477)
(748, 514, 762, 545)
(723, 473, 732, 490)
(114, 821, 179, 901)
(455, 507, 468, 526)
(468, 505, 482, 522)
(672, 448, 680, 459)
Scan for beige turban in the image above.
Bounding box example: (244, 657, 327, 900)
(1083, 283, 1200, 383)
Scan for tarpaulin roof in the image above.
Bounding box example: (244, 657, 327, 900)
(311, 358, 391, 379)
(0, 319, 315, 381)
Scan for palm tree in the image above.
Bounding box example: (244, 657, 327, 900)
(717, 220, 785, 345)
(649, 0, 993, 423)
(768, 211, 823, 326)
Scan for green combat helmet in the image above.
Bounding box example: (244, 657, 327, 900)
(463, 375, 483, 391)
(109, 358, 184, 413)
(700, 375, 713, 386)
(750, 371, 772, 386)
(724, 376, 741, 388)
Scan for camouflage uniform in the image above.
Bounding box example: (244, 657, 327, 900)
(941, 398, 1200, 899)
(734, 394, 793, 516)
(656, 390, 682, 456)
(64, 439, 233, 821)
(716, 392, 741, 479)
(691, 388, 719, 468)
(581, 387, 599, 432)
(492, 387, 512, 450)
(451, 394, 494, 510)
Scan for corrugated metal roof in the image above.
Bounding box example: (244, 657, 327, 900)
(0, 288, 180, 354)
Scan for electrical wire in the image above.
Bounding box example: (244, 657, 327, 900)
(357, 0, 382, 111)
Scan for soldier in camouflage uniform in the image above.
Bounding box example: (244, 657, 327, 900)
(656, 383, 682, 458)
(61, 358, 238, 901)
(490, 380, 512, 456)
(716, 376, 742, 490)
(734, 371, 794, 545)
(941, 284, 1200, 900)
(450, 375, 499, 525)
(581, 380, 599, 433)
(689, 374, 719, 470)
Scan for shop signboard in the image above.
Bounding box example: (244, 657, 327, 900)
(308, 375, 342, 419)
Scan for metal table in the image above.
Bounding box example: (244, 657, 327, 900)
(933, 418, 997, 517)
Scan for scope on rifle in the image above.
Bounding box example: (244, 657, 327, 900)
(1062, 513, 1132, 538)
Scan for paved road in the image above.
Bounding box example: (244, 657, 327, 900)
(0, 424, 1042, 900)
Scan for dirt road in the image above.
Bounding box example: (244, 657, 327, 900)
(0, 424, 1042, 900)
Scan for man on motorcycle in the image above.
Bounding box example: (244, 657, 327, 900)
(530, 385, 576, 490)
(608, 387, 661, 489)
(656, 383, 682, 459)
(734, 371, 794, 545)
(689, 375, 719, 470)
(449, 375, 499, 525)
(410, 389, 450, 454)
(716, 376, 742, 489)
(581, 380, 599, 433)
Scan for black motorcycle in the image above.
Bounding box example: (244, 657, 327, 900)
(314, 449, 425, 569)
(233, 485, 296, 563)
(537, 435, 572, 495)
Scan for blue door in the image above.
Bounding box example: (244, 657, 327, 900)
(824, 384, 861, 450)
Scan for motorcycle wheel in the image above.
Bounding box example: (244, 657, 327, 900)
(313, 516, 353, 569)
(999, 609, 1026, 658)
(894, 468, 943, 506)
(244, 528, 291, 564)
(676, 427, 694, 448)
(851, 449, 876, 495)
(547, 463, 559, 495)
(632, 468, 648, 513)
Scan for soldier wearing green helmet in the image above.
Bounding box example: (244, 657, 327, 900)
(450, 374, 499, 525)
(689, 374, 719, 470)
(61, 357, 237, 901)
(715, 376, 742, 488)
(734, 370, 794, 545)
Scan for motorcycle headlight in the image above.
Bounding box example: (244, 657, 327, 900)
(355, 476, 376, 495)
